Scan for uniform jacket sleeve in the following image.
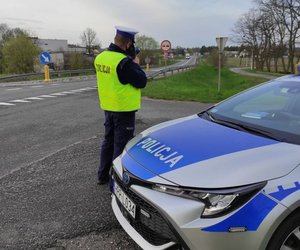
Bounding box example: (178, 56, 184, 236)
(117, 58, 147, 89)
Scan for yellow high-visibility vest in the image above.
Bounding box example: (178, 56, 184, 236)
(94, 51, 141, 111)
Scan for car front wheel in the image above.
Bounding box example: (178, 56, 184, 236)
(267, 211, 300, 250)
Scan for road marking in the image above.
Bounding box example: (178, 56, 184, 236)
(0, 102, 15, 106)
(69, 89, 85, 92)
(10, 99, 31, 103)
(51, 93, 67, 96)
(6, 88, 22, 91)
(30, 85, 43, 88)
(1, 86, 96, 107)
(38, 95, 57, 98)
(60, 91, 77, 94)
(25, 97, 44, 100)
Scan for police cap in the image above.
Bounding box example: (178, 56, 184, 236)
(115, 26, 138, 41)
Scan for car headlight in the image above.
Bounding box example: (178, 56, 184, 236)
(152, 182, 266, 218)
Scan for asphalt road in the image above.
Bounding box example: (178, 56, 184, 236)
(229, 67, 277, 80)
(0, 77, 212, 249)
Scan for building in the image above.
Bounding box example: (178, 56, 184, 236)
(68, 44, 86, 53)
(32, 38, 68, 52)
(31, 37, 87, 71)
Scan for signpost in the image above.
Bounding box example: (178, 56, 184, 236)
(216, 37, 228, 92)
(39, 51, 51, 82)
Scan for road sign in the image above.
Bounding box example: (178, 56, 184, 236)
(216, 37, 228, 53)
(39, 51, 51, 65)
(160, 40, 171, 52)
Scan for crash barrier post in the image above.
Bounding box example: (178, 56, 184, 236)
(44, 65, 50, 82)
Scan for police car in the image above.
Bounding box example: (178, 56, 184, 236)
(111, 74, 300, 250)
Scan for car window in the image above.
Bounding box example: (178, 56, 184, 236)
(232, 91, 288, 115)
(207, 79, 300, 144)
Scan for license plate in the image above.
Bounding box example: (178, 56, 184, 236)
(114, 182, 136, 218)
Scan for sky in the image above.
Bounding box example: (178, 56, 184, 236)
(0, 0, 254, 48)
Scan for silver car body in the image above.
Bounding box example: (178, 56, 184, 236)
(111, 75, 300, 250)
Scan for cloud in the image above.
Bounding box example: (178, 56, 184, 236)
(0, 0, 254, 47)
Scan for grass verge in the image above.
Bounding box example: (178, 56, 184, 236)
(142, 63, 267, 103)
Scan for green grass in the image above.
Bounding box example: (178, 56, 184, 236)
(142, 63, 267, 103)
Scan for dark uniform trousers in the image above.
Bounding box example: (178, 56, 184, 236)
(98, 110, 135, 181)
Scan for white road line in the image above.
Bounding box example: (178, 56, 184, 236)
(81, 87, 95, 91)
(0, 102, 15, 106)
(6, 88, 22, 91)
(60, 91, 77, 94)
(1, 86, 95, 107)
(51, 93, 67, 96)
(38, 95, 57, 98)
(24, 97, 44, 100)
(70, 89, 85, 93)
(10, 99, 31, 103)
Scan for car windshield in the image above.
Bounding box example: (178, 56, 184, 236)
(200, 77, 300, 145)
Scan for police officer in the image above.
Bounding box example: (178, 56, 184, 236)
(95, 26, 147, 185)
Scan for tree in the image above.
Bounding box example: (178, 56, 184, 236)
(2, 35, 41, 74)
(69, 52, 84, 69)
(259, 0, 300, 72)
(0, 23, 28, 44)
(80, 28, 100, 55)
(0, 23, 10, 43)
(135, 35, 159, 50)
(173, 46, 185, 56)
(233, 0, 300, 73)
(0, 23, 29, 73)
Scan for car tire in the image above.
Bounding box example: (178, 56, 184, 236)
(266, 211, 300, 250)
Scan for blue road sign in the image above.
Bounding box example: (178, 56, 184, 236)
(39, 51, 51, 65)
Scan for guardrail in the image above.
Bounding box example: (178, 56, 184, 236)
(0, 60, 198, 83)
(147, 64, 197, 80)
(0, 69, 95, 83)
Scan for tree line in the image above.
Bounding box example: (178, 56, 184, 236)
(0, 23, 197, 74)
(0, 24, 164, 74)
(233, 0, 300, 73)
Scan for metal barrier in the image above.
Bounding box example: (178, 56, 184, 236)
(147, 65, 197, 80)
(0, 69, 95, 83)
(0, 60, 198, 83)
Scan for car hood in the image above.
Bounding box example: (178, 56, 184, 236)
(123, 115, 300, 188)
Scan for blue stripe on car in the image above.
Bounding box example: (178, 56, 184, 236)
(126, 117, 278, 180)
(122, 153, 156, 180)
(203, 184, 300, 233)
(269, 182, 300, 201)
(202, 193, 277, 232)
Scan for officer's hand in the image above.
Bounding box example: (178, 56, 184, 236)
(133, 57, 140, 65)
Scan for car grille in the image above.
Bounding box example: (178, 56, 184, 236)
(113, 172, 178, 246)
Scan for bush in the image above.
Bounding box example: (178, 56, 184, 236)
(3, 35, 41, 74)
(206, 49, 227, 68)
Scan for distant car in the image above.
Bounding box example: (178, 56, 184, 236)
(185, 53, 191, 59)
(111, 74, 300, 250)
